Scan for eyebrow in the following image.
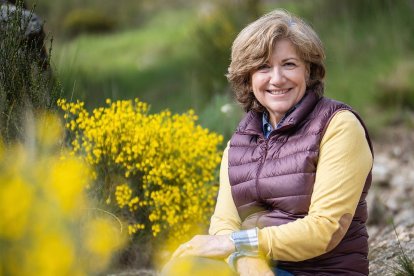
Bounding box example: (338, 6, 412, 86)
(281, 57, 300, 62)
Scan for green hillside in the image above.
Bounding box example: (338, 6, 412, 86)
(53, 0, 414, 139)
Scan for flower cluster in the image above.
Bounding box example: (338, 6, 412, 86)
(0, 114, 126, 275)
(58, 98, 223, 241)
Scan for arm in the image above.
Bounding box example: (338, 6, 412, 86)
(173, 110, 371, 266)
(171, 144, 240, 259)
(209, 142, 242, 235)
(259, 110, 373, 261)
(172, 143, 273, 275)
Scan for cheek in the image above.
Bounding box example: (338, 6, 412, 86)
(287, 71, 307, 87)
(251, 74, 266, 90)
(251, 73, 258, 85)
(251, 76, 259, 92)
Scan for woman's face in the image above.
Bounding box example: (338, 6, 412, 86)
(251, 39, 308, 127)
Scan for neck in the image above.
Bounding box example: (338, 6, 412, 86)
(269, 113, 283, 128)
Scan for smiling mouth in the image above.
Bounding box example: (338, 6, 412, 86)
(266, 88, 290, 95)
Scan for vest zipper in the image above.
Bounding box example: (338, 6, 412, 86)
(255, 137, 269, 202)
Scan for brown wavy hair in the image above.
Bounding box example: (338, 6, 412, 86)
(226, 9, 326, 112)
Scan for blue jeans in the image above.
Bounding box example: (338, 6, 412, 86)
(275, 267, 294, 276)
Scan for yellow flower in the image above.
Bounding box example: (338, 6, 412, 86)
(58, 98, 223, 240)
(36, 113, 63, 148)
(0, 114, 124, 275)
(0, 175, 33, 239)
(47, 156, 90, 214)
(115, 183, 132, 208)
(23, 232, 75, 276)
(84, 217, 126, 271)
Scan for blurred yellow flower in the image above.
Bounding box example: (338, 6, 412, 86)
(84, 217, 126, 270)
(23, 232, 75, 276)
(48, 157, 90, 214)
(0, 175, 33, 239)
(35, 112, 64, 147)
(0, 113, 125, 275)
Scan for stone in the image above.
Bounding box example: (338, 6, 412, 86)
(0, 0, 49, 70)
(369, 220, 414, 276)
(369, 127, 414, 276)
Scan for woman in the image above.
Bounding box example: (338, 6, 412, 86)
(166, 9, 373, 276)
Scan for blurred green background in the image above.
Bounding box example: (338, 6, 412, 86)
(30, 0, 414, 141)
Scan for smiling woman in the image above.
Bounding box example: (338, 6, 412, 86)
(164, 9, 373, 276)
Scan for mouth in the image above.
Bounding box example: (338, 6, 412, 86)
(266, 88, 291, 95)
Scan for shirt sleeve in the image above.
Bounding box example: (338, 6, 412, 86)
(208, 141, 241, 235)
(227, 228, 260, 271)
(258, 110, 373, 261)
(209, 144, 259, 269)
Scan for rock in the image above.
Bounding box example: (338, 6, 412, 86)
(108, 269, 157, 276)
(369, 126, 414, 276)
(372, 160, 391, 187)
(369, 219, 414, 276)
(0, 0, 49, 70)
(367, 191, 391, 225)
(394, 206, 414, 226)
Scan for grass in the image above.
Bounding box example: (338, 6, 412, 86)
(395, 254, 414, 276)
(393, 224, 414, 276)
(55, 8, 199, 112)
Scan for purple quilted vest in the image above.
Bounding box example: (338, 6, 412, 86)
(228, 92, 373, 275)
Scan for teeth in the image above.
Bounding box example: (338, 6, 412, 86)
(268, 89, 289, 95)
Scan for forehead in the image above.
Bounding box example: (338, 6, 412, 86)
(269, 39, 301, 60)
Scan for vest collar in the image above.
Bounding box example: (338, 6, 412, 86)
(237, 91, 322, 136)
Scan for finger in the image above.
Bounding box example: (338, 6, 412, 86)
(171, 243, 192, 259)
(171, 244, 185, 259)
(179, 243, 194, 258)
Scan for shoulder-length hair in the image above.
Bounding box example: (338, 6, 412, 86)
(226, 9, 326, 112)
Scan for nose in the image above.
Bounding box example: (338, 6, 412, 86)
(269, 67, 285, 85)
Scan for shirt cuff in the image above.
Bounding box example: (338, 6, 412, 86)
(228, 228, 259, 271)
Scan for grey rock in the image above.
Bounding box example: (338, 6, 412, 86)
(369, 220, 414, 276)
(0, 1, 49, 70)
(108, 269, 158, 276)
(369, 129, 414, 276)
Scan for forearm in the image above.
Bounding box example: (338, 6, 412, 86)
(259, 213, 349, 261)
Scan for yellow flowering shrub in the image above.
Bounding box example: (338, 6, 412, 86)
(0, 114, 126, 276)
(57, 98, 223, 242)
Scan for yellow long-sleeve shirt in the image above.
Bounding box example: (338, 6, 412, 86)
(209, 110, 373, 261)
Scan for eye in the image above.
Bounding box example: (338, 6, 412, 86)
(257, 64, 271, 71)
(283, 62, 297, 69)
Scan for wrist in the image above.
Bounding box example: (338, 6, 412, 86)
(221, 234, 235, 256)
(231, 228, 259, 255)
(228, 233, 236, 252)
(227, 228, 260, 272)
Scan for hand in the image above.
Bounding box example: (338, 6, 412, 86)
(236, 256, 274, 276)
(171, 234, 235, 260)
